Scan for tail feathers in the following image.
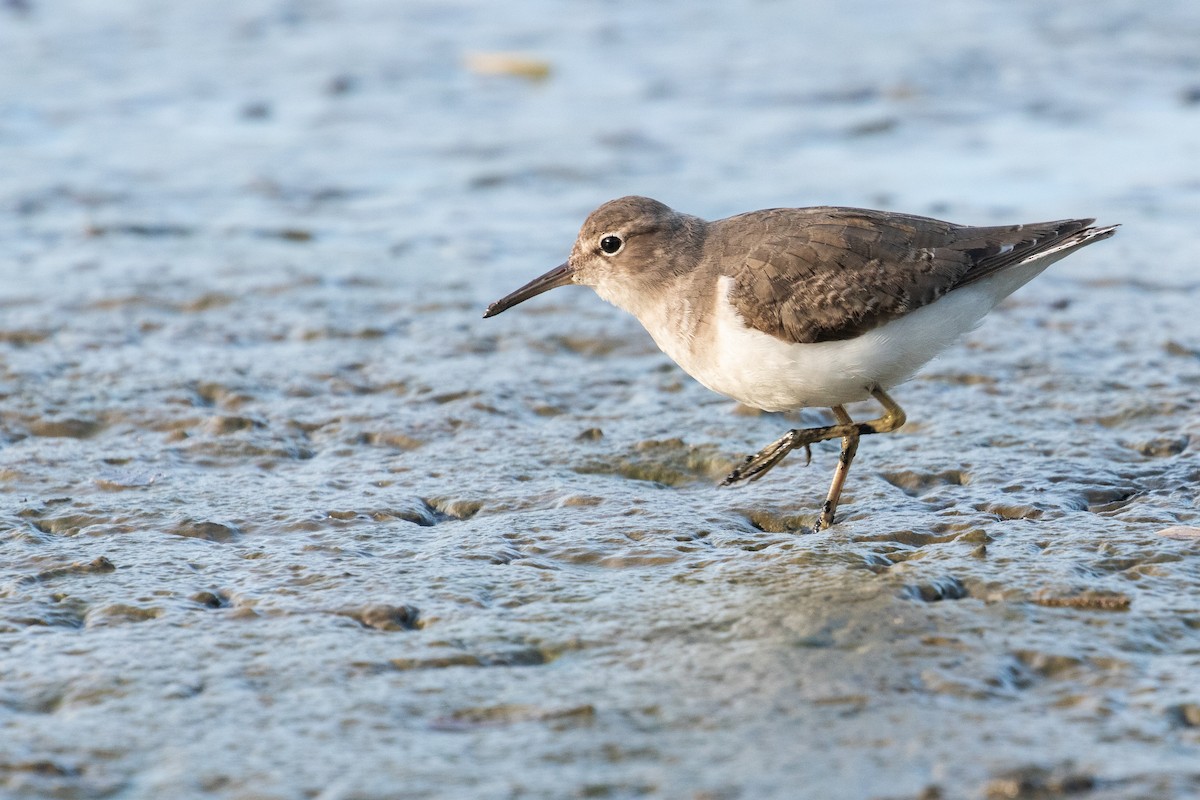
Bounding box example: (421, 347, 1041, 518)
(957, 221, 1119, 307)
(1016, 223, 1119, 266)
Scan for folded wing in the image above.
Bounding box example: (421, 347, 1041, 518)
(722, 207, 1097, 344)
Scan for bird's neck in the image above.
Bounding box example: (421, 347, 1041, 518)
(593, 213, 712, 363)
(593, 267, 709, 373)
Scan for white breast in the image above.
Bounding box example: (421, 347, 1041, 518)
(673, 276, 1004, 412)
(596, 253, 1058, 413)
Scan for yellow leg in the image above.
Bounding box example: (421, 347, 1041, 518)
(816, 406, 860, 532)
(722, 388, 907, 530)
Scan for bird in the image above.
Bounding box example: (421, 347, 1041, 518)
(483, 196, 1117, 531)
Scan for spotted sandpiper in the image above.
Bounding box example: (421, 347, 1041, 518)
(484, 196, 1117, 531)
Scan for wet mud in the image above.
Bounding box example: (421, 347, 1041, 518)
(2, 1, 1200, 798)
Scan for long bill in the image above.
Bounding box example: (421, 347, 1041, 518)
(482, 262, 575, 318)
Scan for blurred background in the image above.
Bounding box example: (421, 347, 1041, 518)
(2, 1, 1199, 798)
(4, 0, 1198, 291)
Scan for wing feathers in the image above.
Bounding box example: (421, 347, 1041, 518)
(722, 208, 1109, 344)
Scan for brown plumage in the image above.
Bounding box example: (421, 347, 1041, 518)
(721, 208, 1094, 343)
(484, 196, 1117, 531)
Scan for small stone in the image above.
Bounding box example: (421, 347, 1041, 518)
(171, 520, 241, 542)
(1129, 435, 1189, 457)
(464, 52, 551, 81)
(190, 591, 227, 608)
(1167, 703, 1200, 727)
(1033, 590, 1131, 611)
(85, 556, 116, 573)
(1158, 526, 1200, 540)
(846, 117, 898, 137)
(204, 415, 262, 434)
(28, 417, 103, 438)
(984, 765, 1095, 799)
(240, 101, 271, 119)
(348, 604, 421, 631)
(326, 74, 357, 95)
(743, 509, 808, 534)
(429, 498, 482, 519)
(1164, 339, 1199, 357)
(904, 576, 968, 602)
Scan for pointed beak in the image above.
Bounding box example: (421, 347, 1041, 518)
(483, 261, 576, 318)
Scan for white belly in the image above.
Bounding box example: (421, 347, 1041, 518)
(671, 276, 1000, 412)
(598, 250, 1062, 414)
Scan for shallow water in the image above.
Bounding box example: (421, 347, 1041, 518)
(2, 1, 1200, 798)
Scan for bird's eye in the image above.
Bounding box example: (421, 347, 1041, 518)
(599, 234, 624, 255)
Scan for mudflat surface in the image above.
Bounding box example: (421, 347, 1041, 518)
(2, 1, 1199, 798)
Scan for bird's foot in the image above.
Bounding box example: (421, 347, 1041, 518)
(814, 498, 836, 533)
(720, 431, 814, 487)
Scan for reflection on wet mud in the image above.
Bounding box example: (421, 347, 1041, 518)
(2, 0, 1200, 798)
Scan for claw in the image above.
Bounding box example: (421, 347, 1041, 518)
(720, 430, 805, 487)
(718, 391, 906, 526)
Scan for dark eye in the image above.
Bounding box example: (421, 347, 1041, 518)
(599, 234, 624, 255)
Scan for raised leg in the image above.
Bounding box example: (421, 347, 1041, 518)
(721, 388, 908, 528)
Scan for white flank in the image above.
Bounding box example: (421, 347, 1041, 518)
(689, 275, 994, 410)
(595, 238, 1102, 413)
